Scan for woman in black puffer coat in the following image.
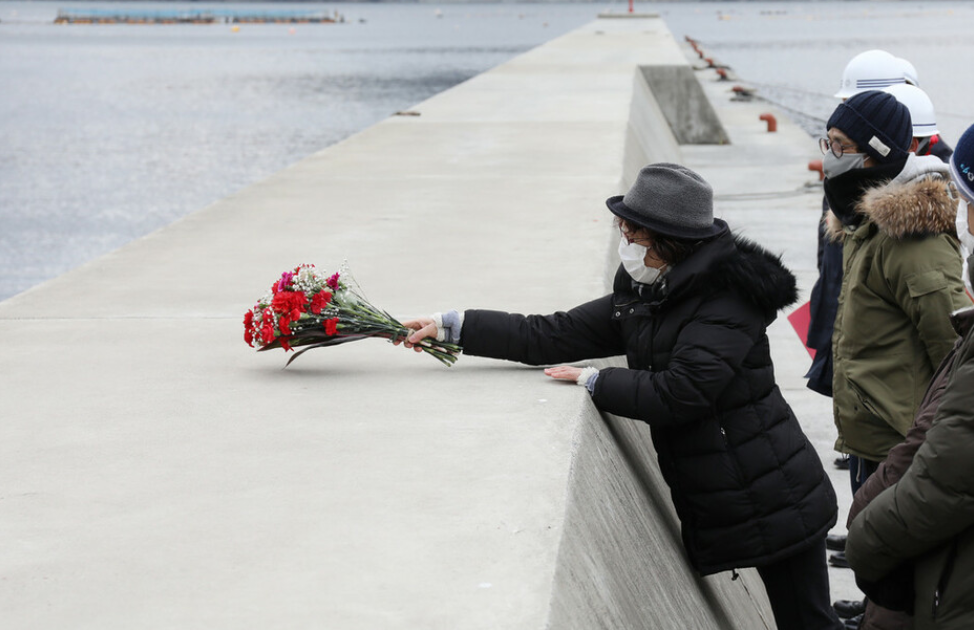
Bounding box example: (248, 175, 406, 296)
(404, 163, 840, 630)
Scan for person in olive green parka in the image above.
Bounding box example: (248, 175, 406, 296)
(824, 92, 969, 468)
(846, 122, 974, 630)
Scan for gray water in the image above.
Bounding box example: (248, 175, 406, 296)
(3, 1, 974, 301)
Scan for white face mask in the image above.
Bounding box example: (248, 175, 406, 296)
(618, 236, 664, 285)
(957, 197, 974, 255)
(823, 151, 867, 179)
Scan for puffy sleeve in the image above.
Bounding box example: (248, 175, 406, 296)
(460, 295, 625, 366)
(590, 295, 764, 428)
(846, 331, 974, 581)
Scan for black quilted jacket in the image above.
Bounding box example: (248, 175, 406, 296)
(462, 230, 837, 574)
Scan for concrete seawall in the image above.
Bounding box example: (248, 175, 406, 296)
(1, 15, 845, 629)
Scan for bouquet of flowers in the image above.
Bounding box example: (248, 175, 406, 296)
(244, 263, 460, 367)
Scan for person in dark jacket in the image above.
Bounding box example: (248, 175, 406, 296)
(846, 264, 974, 629)
(842, 123, 974, 630)
(842, 310, 968, 630)
(403, 163, 841, 629)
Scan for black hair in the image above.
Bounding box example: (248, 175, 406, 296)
(617, 218, 705, 265)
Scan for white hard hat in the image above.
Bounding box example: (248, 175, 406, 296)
(897, 57, 919, 86)
(884, 83, 939, 137)
(835, 49, 907, 99)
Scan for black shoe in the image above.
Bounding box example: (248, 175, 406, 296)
(833, 599, 865, 619)
(826, 534, 847, 551)
(843, 613, 863, 629)
(829, 551, 850, 568)
(835, 455, 850, 470)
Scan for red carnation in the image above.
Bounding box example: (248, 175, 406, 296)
(279, 316, 292, 336)
(243, 310, 254, 328)
(310, 290, 332, 314)
(244, 329, 254, 347)
(324, 318, 339, 336)
(271, 290, 307, 315)
(280, 336, 293, 352)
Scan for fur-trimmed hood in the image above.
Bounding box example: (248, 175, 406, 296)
(706, 234, 800, 315)
(617, 231, 798, 318)
(825, 154, 955, 241)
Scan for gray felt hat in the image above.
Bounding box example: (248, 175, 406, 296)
(606, 163, 727, 239)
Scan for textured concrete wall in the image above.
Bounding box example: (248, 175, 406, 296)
(547, 407, 774, 629)
(640, 65, 731, 145)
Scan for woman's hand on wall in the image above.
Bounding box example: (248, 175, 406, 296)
(544, 365, 583, 381)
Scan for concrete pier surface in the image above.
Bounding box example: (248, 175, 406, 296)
(1, 15, 857, 629)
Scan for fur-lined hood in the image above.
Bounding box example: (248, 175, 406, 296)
(825, 154, 955, 241)
(708, 234, 799, 315)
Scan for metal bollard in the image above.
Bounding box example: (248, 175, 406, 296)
(808, 159, 824, 181)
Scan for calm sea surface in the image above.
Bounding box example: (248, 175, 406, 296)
(3, 1, 974, 301)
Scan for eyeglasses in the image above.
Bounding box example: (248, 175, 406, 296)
(619, 224, 654, 247)
(819, 137, 858, 158)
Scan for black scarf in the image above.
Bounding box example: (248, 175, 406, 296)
(823, 158, 908, 227)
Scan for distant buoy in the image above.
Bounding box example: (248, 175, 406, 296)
(231, 25, 240, 32)
(288, 27, 296, 34)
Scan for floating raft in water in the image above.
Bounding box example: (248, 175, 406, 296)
(53, 8, 345, 24)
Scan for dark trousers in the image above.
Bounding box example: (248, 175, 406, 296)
(756, 538, 845, 630)
(849, 455, 880, 495)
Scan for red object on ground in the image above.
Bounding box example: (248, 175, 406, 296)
(759, 113, 777, 132)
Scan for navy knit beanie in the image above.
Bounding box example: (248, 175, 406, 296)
(827, 90, 912, 164)
(950, 123, 974, 201)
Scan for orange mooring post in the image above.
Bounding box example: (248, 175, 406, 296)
(629, 0, 633, 13)
(716, 68, 728, 81)
(808, 159, 824, 181)
(759, 113, 777, 132)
